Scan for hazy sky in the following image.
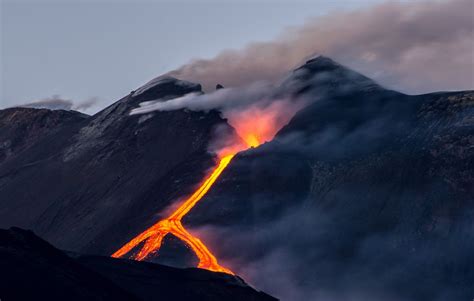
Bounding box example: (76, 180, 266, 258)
(0, 0, 463, 113)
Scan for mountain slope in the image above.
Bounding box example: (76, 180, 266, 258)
(0, 78, 234, 258)
(0, 107, 88, 164)
(0, 227, 138, 301)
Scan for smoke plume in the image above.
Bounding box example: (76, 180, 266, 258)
(167, 0, 473, 94)
(131, 82, 306, 156)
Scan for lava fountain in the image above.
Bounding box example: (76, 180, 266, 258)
(112, 99, 300, 274)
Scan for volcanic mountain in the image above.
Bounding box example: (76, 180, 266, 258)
(1, 56, 473, 300)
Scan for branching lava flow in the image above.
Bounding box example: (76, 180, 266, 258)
(112, 155, 235, 274)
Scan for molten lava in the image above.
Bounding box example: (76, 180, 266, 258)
(112, 154, 235, 274)
(113, 100, 300, 274)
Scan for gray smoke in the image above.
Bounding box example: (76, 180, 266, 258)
(167, 0, 473, 94)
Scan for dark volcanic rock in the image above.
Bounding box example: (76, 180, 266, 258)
(0, 107, 88, 164)
(0, 227, 138, 301)
(131, 76, 202, 103)
(79, 256, 277, 301)
(0, 227, 277, 301)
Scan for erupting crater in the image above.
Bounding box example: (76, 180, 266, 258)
(113, 101, 298, 274)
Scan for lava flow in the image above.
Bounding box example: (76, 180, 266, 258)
(112, 154, 235, 274)
(113, 99, 299, 274)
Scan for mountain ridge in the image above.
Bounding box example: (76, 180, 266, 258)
(0, 227, 276, 301)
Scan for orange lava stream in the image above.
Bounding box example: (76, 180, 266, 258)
(112, 154, 235, 274)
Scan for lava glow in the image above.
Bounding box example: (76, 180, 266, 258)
(113, 99, 299, 274)
(226, 100, 300, 149)
(112, 155, 235, 274)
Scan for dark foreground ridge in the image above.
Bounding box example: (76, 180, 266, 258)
(0, 227, 277, 301)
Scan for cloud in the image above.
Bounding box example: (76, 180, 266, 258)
(20, 95, 99, 113)
(21, 96, 74, 110)
(167, 0, 473, 94)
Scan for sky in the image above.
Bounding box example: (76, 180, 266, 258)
(1, 0, 470, 114)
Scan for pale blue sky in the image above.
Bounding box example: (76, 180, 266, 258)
(1, 0, 421, 112)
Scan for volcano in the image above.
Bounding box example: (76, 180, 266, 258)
(0, 56, 473, 300)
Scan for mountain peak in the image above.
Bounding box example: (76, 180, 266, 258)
(304, 55, 340, 68)
(131, 76, 202, 102)
(297, 55, 362, 78)
(282, 55, 381, 96)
